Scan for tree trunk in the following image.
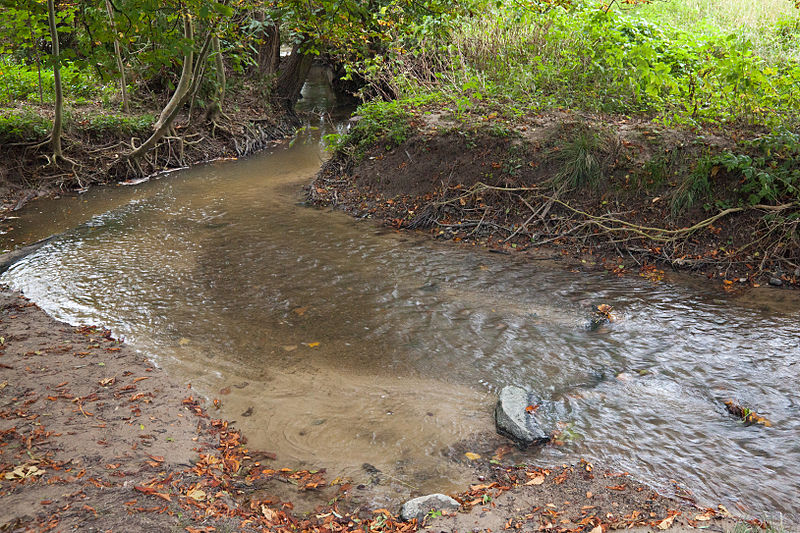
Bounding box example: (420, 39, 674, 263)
(46, 0, 63, 159)
(153, 13, 194, 132)
(104, 0, 129, 113)
(128, 19, 215, 159)
(253, 11, 279, 76)
(275, 45, 313, 108)
(212, 34, 225, 109)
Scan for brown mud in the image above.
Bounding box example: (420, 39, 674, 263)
(310, 110, 799, 290)
(0, 286, 753, 532)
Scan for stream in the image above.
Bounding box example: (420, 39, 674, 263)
(2, 68, 799, 522)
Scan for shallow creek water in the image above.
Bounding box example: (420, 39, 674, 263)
(2, 73, 800, 520)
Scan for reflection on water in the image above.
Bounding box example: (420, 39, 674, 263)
(2, 70, 799, 521)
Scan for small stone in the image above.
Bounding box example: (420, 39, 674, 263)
(400, 494, 460, 521)
(495, 386, 551, 449)
(769, 277, 783, 287)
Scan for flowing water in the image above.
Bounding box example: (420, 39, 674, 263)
(2, 70, 799, 521)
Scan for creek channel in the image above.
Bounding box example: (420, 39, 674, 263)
(2, 69, 799, 520)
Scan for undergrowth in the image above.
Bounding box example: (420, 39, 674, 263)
(366, 1, 800, 129)
(0, 109, 50, 143)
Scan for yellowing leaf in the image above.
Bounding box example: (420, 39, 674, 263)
(306, 342, 320, 348)
(187, 488, 206, 501)
(4, 465, 45, 480)
(464, 452, 481, 460)
(178, 338, 190, 346)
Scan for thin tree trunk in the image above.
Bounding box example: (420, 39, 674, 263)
(104, 0, 129, 113)
(27, 8, 44, 104)
(46, 0, 63, 159)
(212, 34, 225, 109)
(129, 22, 215, 159)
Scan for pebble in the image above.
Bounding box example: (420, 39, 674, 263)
(769, 277, 783, 287)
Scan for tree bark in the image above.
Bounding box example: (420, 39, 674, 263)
(104, 0, 129, 113)
(46, 0, 63, 159)
(253, 11, 279, 76)
(211, 34, 225, 110)
(275, 45, 313, 108)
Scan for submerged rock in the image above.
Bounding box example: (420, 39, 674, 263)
(400, 493, 460, 521)
(494, 386, 552, 449)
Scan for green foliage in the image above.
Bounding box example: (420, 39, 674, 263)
(377, 2, 800, 129)
(0, 109, 50, 143)
(329, 93, 441, 158)
(711, 130, 800, 205)
(0, 58, 104, 103)
(84, 113, 154, 136)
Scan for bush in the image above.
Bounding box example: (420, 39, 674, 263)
(84, 113, 154, 137)
(0, 58, 106, 103)
(0, 109, 50, 143)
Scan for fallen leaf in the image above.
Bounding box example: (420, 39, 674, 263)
(178, 338, 190, 346)
(657, 514, 677, 529)
(187, 488, 206, 501)
(464, 452, 481, 461)
(282, 345, 297, 351)
(525, 474, 545, 485)
(4, 464, 45, 480)
(306, 342, 320, 348)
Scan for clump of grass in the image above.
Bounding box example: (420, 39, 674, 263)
(670, 156, 713, 215)
(548, 126, 614, 190)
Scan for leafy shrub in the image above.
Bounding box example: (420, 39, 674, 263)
(84, 113, 154, 137)
(0, 110, 50, 143)
(330, 93, 441, 158)
(375, 3, 800, 129)
(0, 58, 106, 103)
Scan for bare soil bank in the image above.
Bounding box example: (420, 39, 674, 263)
(310, 110, 799, 290)
(0, 286, 752, 532)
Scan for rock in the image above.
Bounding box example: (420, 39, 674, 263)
(399, 494, 460, 521)
(494, 386, 552, 449)
(769, 277, 783, 287)
(794, 267, 800, 279)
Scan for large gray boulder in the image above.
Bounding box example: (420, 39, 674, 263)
(399, 493, 460, 521)
(494, 385, 552, 449)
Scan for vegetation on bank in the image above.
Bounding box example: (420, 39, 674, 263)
(321, 0, 800, 280)
(0, 0, 468, 203)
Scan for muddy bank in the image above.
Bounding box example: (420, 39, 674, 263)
(310, 110, 799, 289)
(0, 96, 298, 221)
(0, 286, 757, 532)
